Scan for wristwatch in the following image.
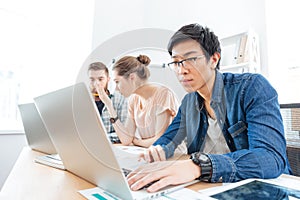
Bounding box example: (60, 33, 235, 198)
(110, 116, 119, 123)
(190, 152, 212, 181)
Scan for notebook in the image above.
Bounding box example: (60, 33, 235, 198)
(18, 103, 57, 154)
(34, 82, 197, 200)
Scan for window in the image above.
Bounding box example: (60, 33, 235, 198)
(0, 69, 22, 131)
(0, 1, 94, 132)
(0, 4, 29, 131)
(266, 1, 300, 175)
(266, 0, 300, 104)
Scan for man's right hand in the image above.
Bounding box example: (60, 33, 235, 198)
(127, 159, 200, 192)
(95, 84, 111, 106)
(140, 145, 166, 163)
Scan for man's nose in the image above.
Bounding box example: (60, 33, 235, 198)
(177, 65, 187, 74)
(94, 80, 100, 85)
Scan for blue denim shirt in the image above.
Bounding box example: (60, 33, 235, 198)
(154, 71, 292, 183)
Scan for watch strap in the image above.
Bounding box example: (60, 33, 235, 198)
(190, 152, 212, 181)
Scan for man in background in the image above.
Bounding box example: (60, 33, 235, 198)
(88, 62, 128, 143)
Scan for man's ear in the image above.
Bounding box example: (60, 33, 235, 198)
(210, 52, 221, 69)
(107, 76, 111, 82)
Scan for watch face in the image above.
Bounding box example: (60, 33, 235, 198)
(199, 154, 209, 162)
(110, 116, 118, 123)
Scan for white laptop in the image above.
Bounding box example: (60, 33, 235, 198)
(34, 82, 197, 200)
(18, 103, 57, 154)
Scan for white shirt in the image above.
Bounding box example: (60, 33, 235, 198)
(202, 116, 231, 154)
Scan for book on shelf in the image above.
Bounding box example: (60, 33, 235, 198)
(236, 34, 249, 64)
(34, 154, 65, 170)
(220, 30, 260, 73)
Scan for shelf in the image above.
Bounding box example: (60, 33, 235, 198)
(220, 62, 259, 73)
(219, 30, 260, 73)
(220, 62, 250, 70)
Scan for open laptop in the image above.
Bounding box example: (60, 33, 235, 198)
(33, 82, 197, 200)
(18, 102, 57, 154)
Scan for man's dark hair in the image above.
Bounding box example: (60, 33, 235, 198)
(167, 23, 221, 69)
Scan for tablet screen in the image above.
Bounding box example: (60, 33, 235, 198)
(211, 180, 300, 200)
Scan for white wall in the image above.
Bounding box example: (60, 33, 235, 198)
(90, 0, 268, 104)
(0, 133, 27, 189)
(92, 0, 268, 77)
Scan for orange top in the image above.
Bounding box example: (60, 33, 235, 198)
(128, 85, 179, 139)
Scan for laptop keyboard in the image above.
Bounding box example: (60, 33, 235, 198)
(122, 168, 156, 189)
(122, 168, 132, 177)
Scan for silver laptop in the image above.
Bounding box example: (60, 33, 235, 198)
(34, 82, 197, 200)
(18, 103, 57, 154)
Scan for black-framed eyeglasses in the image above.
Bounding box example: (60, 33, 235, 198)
(167, 55, 205, 72)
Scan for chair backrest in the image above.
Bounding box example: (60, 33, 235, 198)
(280, 103, 300, 176)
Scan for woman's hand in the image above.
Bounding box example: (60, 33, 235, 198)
(140, 145, 166, 162)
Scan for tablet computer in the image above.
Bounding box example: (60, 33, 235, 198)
(199, 177, 300, 200)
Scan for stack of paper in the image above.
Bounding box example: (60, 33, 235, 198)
(34, 154, 65, 170)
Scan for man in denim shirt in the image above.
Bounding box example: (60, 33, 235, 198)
(127, 23, 292, 193)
